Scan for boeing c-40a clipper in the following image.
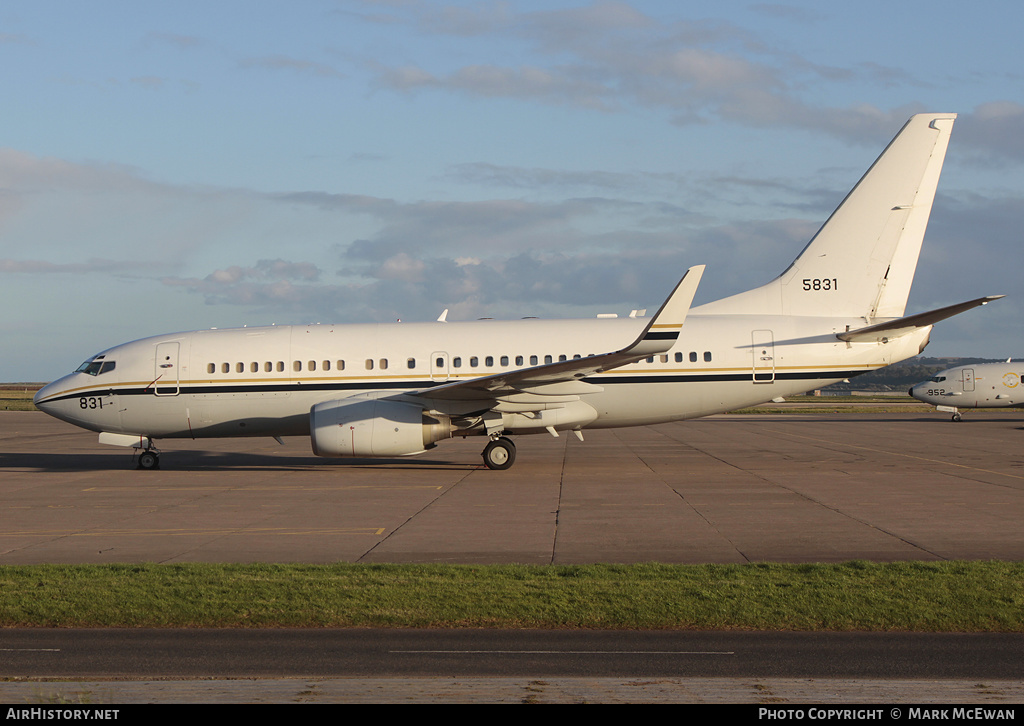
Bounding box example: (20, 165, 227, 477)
(35, 113, 1002, 470)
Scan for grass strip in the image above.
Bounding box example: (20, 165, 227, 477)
(0, 561, 1020, 630)
(0, 389, 39, 411)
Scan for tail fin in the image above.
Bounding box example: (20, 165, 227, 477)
(698, 113, 957, 318)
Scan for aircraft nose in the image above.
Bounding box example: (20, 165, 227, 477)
(33, 381, 59, 412)
(33, 377, 75, 418)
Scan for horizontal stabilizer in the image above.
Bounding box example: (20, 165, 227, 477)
(837, 295, 1003, 343)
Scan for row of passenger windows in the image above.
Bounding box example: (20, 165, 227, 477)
(446, 352, 710, 366)
(206, 359, 412, 374)
(204, 351, 715, 376)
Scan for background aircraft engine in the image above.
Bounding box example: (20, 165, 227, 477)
(309, 398, 452, 458)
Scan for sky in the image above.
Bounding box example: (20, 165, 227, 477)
(2, 0, 1022, 382)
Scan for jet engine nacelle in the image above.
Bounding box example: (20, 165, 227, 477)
(309, 398, 451, 458)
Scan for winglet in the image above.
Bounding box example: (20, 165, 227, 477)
(625, 265, 705, 356)
(409, 264, 706, 402)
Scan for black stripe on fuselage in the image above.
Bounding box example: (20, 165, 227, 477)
(38, 369, 870, 404)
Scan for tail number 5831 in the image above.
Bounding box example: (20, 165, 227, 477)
(803, 278, 837, 291)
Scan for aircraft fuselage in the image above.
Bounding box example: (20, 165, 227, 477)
(37, 312, 929, 440)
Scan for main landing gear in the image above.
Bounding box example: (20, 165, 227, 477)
(482, 437, 516, 470)
(136, 447, 161, 470)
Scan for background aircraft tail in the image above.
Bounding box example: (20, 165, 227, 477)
(698, 113, 957, 319)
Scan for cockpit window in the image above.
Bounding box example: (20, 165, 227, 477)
(76, 360, 116, 376)
(930, 376, 946, 382)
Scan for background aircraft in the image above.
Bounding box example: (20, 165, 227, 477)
(910, 361, 1022, 420)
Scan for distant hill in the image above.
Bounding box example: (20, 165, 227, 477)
(824, 356, 1016, 393)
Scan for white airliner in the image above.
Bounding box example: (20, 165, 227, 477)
(910, 361, 1022, 420)
(35, 113, 1002, 470)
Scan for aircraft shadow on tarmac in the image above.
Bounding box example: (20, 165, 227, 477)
(0, 450, 474, 473)
(760, 414, 1024, 424)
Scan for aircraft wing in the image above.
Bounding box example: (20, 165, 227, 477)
(410, 265, 705, 402)
(836, 295, 1004, 343)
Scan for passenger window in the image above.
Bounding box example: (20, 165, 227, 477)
(208, 363, 215, 374)
(558, 355, 567, 362)
(337, 360, 345, 371)
(453, 357, 462, 368)
(516, 356, 524, 366)
(277, 361, 284, 372)
(501, 356, 509, 366)
(704, 351, 712, 362)
(485, 356, 494, 367)
(530, 355, 538, 365)
(675, 352, 683, 363)
(470, 357, 479, 368)
(379, 359, 388, 370)
(365, 359, 374, 370)
(293, 361, 302, 372)
(407, 358, 416, 369)
(689, 352, 697, 363)
(660, 355, 668, 363)
(265, 362, 272, 372)
(223, 363, 231, 374)
(435, 357, 444, 368)
(323, 360, 331, 371)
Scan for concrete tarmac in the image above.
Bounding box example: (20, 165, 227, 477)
(2, 410, 1024, 564)
(2, 409, 1023, 704)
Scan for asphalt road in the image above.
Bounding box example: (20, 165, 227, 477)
(2, 629, 1022, 679)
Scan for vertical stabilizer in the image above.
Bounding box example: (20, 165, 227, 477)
(697, 113, 956, 318)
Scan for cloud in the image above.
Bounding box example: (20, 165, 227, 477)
(150, 205, 821, 325)
(364, 4, 801, 123)
(0, 148, 163, 195)
(0, 258, 151, 275)
(160, 259, 324, 305)
(145, 32, 205, 51)
(953, 102, 1024, 164)
(0, 32, 33, 46)
(356, 2, 1024, 161)
(240, 55, 347, 79)
(446, 162, 654, 192)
